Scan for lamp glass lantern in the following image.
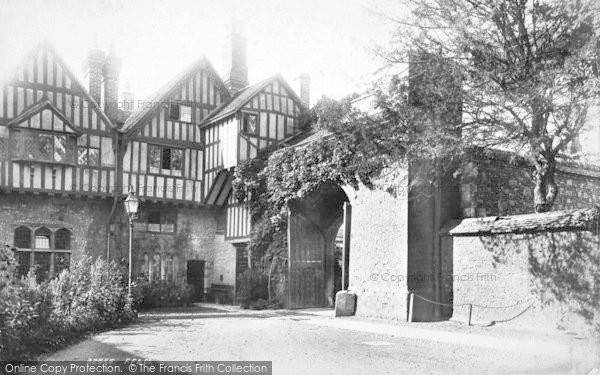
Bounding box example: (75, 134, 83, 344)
(124, 190, 139, 219)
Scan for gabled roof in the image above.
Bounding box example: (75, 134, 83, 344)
(2, 41, 116, 130)
(121, 57, 231, 135)
(8, 99, 82, 135)
(201, 74, 305, 127)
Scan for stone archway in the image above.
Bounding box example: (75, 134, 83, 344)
(287, 183, 350, 308)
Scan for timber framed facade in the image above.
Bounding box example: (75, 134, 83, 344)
(0, 33, 307, 303)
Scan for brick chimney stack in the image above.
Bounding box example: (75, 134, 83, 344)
(295, 73, 310, 108)
(82, 48, 106, 105)
(103, 43, 121, 122)
(223, 22, 249, 94)
(122, 81, 135, 113)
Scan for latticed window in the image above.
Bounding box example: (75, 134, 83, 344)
(39, 134, 53, 159)
(14, 226, 72, 280)
(17, 131, 74, 163)
(168, 103, 192, 122)
(38, 134, 67, 162)
(54, 228, 70, 250)
(78, 135, 100, 166)
(35, 227, 51, 249)
(242, 113, 258, 134)
(14, 226, 32, 248)
(135, 210, 176, 233)
(148, 144, 183, 175)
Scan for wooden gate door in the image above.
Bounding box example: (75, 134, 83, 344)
(186, 260, 205, 302)
(288, 212, 327, 308)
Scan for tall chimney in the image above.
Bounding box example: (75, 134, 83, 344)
(103, 44, 121, 122)
(223, 22, 249, 94)
(295, 73, 310, 108)
(122, 81, 135, 113)
(83, 48, 106, 105)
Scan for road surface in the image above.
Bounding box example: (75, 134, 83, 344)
(46, 305, 599, 375)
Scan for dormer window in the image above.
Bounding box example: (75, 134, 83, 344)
(242, 113, 258, 134)
(9, 101, 79, 164)
(169, 103, 192, 123)
(14, 130, 75, 164)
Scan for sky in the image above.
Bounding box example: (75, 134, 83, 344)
(0, 0, 405, 107)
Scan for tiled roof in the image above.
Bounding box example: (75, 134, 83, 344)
(286, 128, 332, 148)
(446, 207, 600, 236)
(200, 78, 270, 126)
(201, 73, 305, 127)
(121, 57, 230, 134)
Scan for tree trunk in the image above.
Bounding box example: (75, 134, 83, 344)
(533, 157, 558, 213)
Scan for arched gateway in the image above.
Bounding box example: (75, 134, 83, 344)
(287, 183, 351, 308)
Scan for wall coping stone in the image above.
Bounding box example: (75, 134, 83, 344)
(445, 207, 600, 236)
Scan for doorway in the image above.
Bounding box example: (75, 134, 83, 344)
(287, 183, 350, 308)
(186, 260, 205, 302)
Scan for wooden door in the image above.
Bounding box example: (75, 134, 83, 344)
(288, 212, 326, 308)
(186, 260, 205, 302)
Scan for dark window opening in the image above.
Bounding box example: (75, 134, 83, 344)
(14, 226, 72, 280)
(54, 228, 71, 250)
(161, 148, 171, 169)
(149, 145, 183, 175)
(169, 103, 192, 123)
(169, 103, 180, 120)
(242, 113, 258, 134)
(14, 226, 32, 248)
(16, 251, 31, 278)
(135, 210, 176, 233)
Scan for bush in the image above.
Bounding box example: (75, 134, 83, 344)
(236, 268, 268, 309)
(0, 254, 135, 360)
(131, 278, 193, 310)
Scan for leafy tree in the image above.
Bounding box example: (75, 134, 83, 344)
(375, 0, 600, 212)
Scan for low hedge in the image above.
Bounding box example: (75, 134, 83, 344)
(131, 278, 193, 310)
(0, 250, 135, 360)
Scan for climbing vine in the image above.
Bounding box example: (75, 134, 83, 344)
(233, 87, 463, 279)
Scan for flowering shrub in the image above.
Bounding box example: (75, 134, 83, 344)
(0, 252, 135, 360)
(131, 278, 193, 310)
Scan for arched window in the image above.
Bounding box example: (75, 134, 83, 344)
(14, 226, 32, 248)
(54, 228, 71, 250)
(34, 227, 52, 249)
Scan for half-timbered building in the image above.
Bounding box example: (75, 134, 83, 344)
(0, 30, 307, 302)
(0, 41, 120, 282)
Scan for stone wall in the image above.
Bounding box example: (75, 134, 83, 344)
(1, 192, 240, 300)
(344, 169, 410, 321)
(460, 151, 600, 217)
(443, 229, 599, 334)
(212, 234, 238, 287)
(0, 192, 113, 262)
(125, 203, 220, 291)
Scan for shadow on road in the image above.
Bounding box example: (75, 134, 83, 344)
(44, 338, 140, 361)
(138, 304, 332, 321)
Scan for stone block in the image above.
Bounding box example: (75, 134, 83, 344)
(335, 291, 356, 317)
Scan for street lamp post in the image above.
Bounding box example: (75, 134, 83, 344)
(123, 187, 139, 299)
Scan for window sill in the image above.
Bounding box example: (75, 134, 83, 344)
(13, 159, 76, 167)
